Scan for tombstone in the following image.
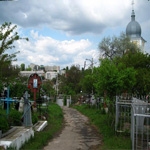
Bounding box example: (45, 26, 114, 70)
(96, 97, 100, 109)
(67, 95, 71, 107)
(23, 91, 32, 127)
(19, 97, 24, 113)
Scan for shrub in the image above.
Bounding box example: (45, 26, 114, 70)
(9, 109, 22, 126)
(0, 115, 9, 133)
(32, 113, 38, 125)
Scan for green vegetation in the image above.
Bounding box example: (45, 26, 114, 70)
(74, 105, 131, 150)
(0, 109, 22, 133)
(21, 103, 63, 150)
(0, 22, 28, 84)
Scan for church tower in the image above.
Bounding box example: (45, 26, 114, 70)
(126, 0, 146, 53)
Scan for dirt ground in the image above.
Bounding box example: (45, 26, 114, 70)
(44, 107, 102, 150)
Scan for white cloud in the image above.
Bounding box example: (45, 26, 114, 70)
(1, 0, 146, 35)
(14, 30, 97, 68)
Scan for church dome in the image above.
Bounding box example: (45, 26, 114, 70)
(126, 10, 141, 38)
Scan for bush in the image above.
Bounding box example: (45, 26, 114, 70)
(32, 113, 38, 125)
(0, 115, 9, 133)
(9, 109, 22, 126)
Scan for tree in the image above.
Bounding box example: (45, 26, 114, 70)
(0, 22, 28, 83)
(42, 80, 56, 96)
(79, 68, 94, 94)
(98, 32, 139, 60)
(115, 52, 150, 96)
(94, 59, 136, 99)
(59, 65, 82, 95)
(21, 63, 25, 71)
(26, 66, 32, 71)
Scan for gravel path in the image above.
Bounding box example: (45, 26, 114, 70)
(44, 107, 101, 150)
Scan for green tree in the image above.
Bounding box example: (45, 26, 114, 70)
(94, 59, 136, 98)
(21, 63, 25, 71)
(79, 68, 94, 94)
(43, 80, 56, 96)
(0, 22, 28, 83)
(115, 52, 150, 96)
(98, 32, 139, 60)
(59, 65, 82, 95)
(26, 66, 32, 71)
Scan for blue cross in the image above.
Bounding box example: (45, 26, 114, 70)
(0, 87, 16, 119)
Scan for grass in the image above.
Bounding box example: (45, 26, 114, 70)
(20, 103, 63, 150)
(73, 104, 131, 150)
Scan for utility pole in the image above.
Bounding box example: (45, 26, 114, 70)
(56, 74, 58, 95)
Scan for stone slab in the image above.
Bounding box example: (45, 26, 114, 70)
(34, 121, 48, 132)
(0, 126, 34, 150)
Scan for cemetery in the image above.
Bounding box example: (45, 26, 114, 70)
(0, 1, 150, 148)
(0, 73, 51, 149)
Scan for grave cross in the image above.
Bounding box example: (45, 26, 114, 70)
(23, 91, 32, 127)
(0, 87, 16, 119)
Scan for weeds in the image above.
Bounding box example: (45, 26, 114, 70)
(74, 104, 131, 150)
(21, 103, 63, 150)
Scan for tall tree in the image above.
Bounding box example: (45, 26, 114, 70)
(21, 63, 25, 71)
(59, 65, 82, 95)
(0, 22, 28, 82)
(98, 32, 139, 60)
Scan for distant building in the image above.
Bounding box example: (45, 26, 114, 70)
(59, 69, 66, 75)
(45, 66, 60, 72)
(126, 6, 146, 53)
(20, 70, 45, 77)
(45, 71, 58, 80)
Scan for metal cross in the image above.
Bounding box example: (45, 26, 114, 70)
(0, 87, 16, 119)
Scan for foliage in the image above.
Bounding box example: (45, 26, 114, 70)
(9, 109, 22, 126)
(9, 76, 28, 97)
(79, 68, 94, 94)
(25, 67, 32, 71)
(0, 22, 28, 82)
(98, 32, 139, 60)
(94, 59, 136, 98)
(0, 109, 22, 133)
(59, 65, 82, 95)
(43, 80, 56, 96)
(21, 63, 25, 71)
(32, 113, 38, 125)
(74, 105, 131, 149)
(0, 111, 9, 133)
(115, 52, 150, 95)
(21, 103, 63, 150)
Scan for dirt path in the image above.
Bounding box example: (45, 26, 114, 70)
(44, 107, 101, 150)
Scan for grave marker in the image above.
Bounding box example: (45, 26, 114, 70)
(28, 73, 42, 107)
(23, 91, 32, 127)
(0, 87, 16, 119)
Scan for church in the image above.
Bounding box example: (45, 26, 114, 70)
(126, 1, 146, 53)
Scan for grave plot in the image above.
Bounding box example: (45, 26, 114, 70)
(0, 73, 49, 149)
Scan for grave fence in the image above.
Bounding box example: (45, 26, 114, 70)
(131, 102, 150, 150)
(115, 95, 150, 150)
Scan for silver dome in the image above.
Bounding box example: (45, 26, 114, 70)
(126, 10, 141, 38)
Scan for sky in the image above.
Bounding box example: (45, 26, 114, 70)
(0, 0, 150, 69)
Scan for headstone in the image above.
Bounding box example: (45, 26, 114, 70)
(23, 91, 32, 127)
(19, 97, 24, 113)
